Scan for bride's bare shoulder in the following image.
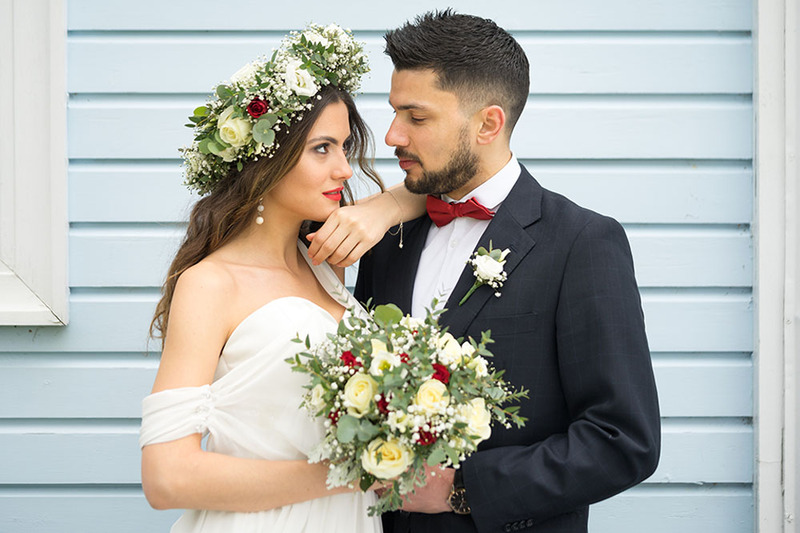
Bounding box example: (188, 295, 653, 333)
(168, 258, 242, 325)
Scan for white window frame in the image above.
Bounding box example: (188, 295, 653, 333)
(754, 0, 799, 530)
(0, 0, 68, 325)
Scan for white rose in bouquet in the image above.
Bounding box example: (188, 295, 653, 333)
(369, 340, 401, 376)
(308, 384, 326, 413)
(344, 373, 377, 418)
(463, 398, 492, 443)
(467, 355, 490, 378)
(414, 379, 448, 414)
(361, 437, 414, 479)
(437, 332, 463, 366)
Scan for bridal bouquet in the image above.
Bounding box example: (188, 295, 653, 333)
(287, 303, 528, 515)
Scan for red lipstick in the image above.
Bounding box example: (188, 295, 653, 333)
(323, 187, 344, 201)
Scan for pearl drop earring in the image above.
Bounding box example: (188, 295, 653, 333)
(256, 198, 264, 225)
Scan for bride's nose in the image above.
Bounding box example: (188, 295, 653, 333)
(332, 150, 352, 181)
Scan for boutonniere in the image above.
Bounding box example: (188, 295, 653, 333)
(459, 242, 511, 306)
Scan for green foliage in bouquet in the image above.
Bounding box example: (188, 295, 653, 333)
(287, 301, 528, 515)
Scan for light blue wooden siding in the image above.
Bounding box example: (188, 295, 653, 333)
(0, 1, 753, 531)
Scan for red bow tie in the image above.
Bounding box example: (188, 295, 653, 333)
(426, 195, 495, 227)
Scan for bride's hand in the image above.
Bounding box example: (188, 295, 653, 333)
(307, 192, 403, 267)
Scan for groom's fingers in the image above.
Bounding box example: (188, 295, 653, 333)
(309, 207, 379, 265)
(331, 241, 368, 268)
(326, 234, 361, 267)
(307, 218, 342, 264)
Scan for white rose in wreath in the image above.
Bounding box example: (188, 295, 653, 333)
(284, 59, 318, 97)
(217, 106, 252, 148)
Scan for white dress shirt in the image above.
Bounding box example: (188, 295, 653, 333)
(411, 156, 520, 318)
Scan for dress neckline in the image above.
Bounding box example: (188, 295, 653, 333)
(222, 240, 352, 347)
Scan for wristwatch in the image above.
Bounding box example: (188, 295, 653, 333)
(447, 468, 471, 515)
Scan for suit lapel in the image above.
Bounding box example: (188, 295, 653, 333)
(441, 166, 543, 338)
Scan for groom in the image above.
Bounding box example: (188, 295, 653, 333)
(355, 10, 661, 533)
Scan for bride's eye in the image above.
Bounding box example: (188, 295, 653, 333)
(313, 143, 330, 154)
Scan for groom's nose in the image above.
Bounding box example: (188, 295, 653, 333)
(385, 116, 407, 148)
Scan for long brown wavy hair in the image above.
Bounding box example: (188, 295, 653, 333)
(150, 85, 381, 342)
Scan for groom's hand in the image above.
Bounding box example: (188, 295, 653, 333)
(400, 465, 454, 514)
(307, 204, 385, 267)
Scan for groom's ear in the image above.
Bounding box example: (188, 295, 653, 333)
(475, 105, 506, 145)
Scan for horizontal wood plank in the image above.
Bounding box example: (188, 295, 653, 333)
(66, 226, 752, 288)
(68, 161, 753, 225)
(66, 97, 753, 160)
(0, 485, 751, 533)
(67, 34, 752, 95)
(0, 354, 751, 419)
(0, 488, 182, 533)
(590, 485, 752, 533)
(0, 420, 751, 484)
(0, 290, 753, 352)
(67, 0, 752, 31)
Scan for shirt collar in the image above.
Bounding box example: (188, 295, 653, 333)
(442, 154, 519, 211)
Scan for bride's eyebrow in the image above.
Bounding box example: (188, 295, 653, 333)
(306, 135, 340, 145)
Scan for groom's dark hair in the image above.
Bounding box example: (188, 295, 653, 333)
(384, 9, 530, 134)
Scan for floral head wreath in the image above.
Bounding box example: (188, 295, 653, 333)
(180, 23, 370, 195)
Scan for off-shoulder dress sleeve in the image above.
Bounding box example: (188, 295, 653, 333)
(139, 384, 215, 448)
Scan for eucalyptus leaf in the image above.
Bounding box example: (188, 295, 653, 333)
(198, 138, 212, 154)
(253, 122, 276, 145)
(373, 304, 403, 327)
(426, 448, 447, 466)
(357, 419, 380, 442)
(336, 415, 359, 443)
(261, 113, 279, 128)
(216, 85, 233, 99)
(444, 445, 461, 465)
(193, 106, 209, 117)
(206, 141, 225, 156)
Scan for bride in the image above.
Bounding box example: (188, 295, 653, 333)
(139, 24, 423, 532)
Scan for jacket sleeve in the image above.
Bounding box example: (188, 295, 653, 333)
(462, 216, 661, 532)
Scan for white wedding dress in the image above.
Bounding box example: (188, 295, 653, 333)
(139, 241, 381, 532)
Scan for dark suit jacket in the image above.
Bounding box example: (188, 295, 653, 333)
(354, 164, 661, 533)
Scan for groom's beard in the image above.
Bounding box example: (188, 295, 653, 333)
(399, 128, 479, 196)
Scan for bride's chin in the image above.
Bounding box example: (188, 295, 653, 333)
(312, 206, 340, 223)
